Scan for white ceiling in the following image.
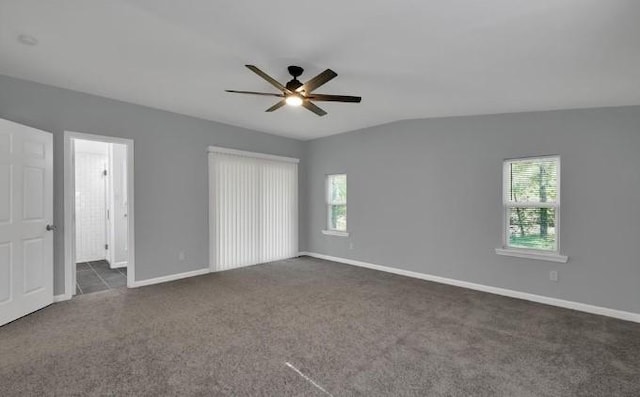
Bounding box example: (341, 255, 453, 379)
(1, 0, 640, 140)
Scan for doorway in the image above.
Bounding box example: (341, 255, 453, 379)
(64, 132, 134, 298)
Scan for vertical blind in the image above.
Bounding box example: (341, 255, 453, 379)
(210, 148, 298, 271)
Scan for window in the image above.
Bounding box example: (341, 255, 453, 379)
(324, 174, 348, 236)
(497, 156, 567, 262)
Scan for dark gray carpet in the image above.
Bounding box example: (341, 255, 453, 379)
(1, 256, 639, 396)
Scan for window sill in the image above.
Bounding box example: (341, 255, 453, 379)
(495, 248, 568, 263)
(322, 230, 350, 237)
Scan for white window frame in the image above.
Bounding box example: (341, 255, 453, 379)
(495, 155, 568, 263)
(322, 174, 349, 237)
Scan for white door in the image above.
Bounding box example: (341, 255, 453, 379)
(0, 118, 54, 326)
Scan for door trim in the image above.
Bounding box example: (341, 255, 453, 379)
(63, 131, 135, 300)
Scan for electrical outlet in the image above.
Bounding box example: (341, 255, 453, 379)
(549, 270, 558, 282)
(349, 242, 354, 250)
(179, 251, 185, 261)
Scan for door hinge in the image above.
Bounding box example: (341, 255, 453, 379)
(105, 244, 109, 250)
(103, 169, 108, 176)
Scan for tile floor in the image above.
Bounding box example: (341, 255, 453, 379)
(76, 260, 127, 295)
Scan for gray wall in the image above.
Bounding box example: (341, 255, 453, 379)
(305, 107, 640, 314)
(0, 75, 305, 295)
(2, 73, 639, 315)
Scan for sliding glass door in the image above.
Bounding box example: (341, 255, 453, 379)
(209, 147, 298, 271)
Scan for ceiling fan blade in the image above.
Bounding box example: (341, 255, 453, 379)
(306, 94, 361, 103)
(302, 101, 327, 116)
(226, 90, 284, 97)
(265, 100, 286, 112)
(297, 69, 338, 93)
(245, 65, 292, 94)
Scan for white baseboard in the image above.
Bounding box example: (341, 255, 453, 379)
(130, 268, 210, 288)
(52, 268, 210, 302)
(300, 252, 640, 324)
(110, 261, 128, 269)
(53, 294, 71, 303)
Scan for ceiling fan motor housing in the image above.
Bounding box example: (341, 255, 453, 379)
(286, 79, 303, 91)
(286, 66, 304, 92)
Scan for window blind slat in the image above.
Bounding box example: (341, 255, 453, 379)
(506, 158, 558, 204)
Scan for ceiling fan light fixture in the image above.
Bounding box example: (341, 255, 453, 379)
(285, 95, 303, 107)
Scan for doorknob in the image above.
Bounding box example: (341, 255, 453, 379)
(46, 224, 56, 231)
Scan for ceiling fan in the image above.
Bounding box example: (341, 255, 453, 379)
(226, 65, 361, 116)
